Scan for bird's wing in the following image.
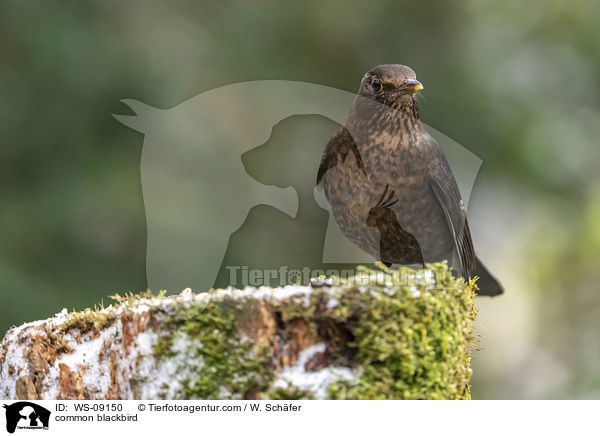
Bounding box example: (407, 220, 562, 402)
(430, 177, 475, 277)
(425, 135, 475, 278)
(316, 126, 367, 186)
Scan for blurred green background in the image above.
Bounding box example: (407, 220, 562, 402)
(1, 0, 599, 399)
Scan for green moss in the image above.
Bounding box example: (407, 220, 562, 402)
(56, 291, 168, 334)
(109, 290, 167, 306)
(326, 262, 476, 399)
(59, 308, 116, 334)
(268, 384, 315, 400)
(157, 300, 275, 399)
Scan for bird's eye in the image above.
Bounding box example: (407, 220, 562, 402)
(371, 79, 382, 93)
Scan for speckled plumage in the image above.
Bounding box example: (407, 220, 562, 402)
(317, 64, 503, 296)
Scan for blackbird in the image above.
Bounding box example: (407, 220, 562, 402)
(317, 64, 503, 296)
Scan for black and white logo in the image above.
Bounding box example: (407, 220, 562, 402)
(2, 402, 50, 433)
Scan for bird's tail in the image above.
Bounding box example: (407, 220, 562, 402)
(473, 256, 503, 296)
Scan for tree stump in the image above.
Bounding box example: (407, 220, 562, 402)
(0, 263, 476, 400)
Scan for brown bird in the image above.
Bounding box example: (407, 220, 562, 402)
(317, 64, 503, 296)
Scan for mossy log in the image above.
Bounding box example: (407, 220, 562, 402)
(0, 263, 477, 400)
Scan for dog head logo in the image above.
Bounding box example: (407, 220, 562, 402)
(3, 402, 50, 433)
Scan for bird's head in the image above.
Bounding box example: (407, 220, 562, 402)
(359, 64, 423, 108)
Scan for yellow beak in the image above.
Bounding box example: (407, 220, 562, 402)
(401, 79, 424, 94)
